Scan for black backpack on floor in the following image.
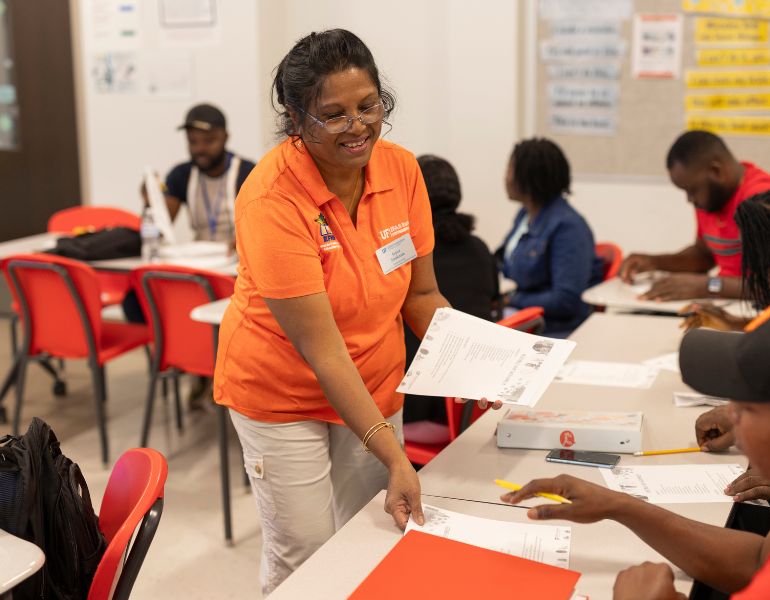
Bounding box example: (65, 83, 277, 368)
(0, 418, 107, 599)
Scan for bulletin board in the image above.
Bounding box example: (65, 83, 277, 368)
(524, 0, 770, 180)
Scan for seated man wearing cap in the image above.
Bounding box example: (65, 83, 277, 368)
(501, 321, 770, 599)
(149, 103, 256, 244)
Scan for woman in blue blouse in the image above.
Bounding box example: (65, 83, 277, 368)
(496, 138, 604, 337)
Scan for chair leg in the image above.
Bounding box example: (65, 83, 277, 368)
(140, 368, 160, 448)
(217, 404, 233, 544)
(9, 315, 18, 356)
(172, 373, 183, 433)
(12, 356, 29, 436)
(0, 355, 20, 425)
(91, 364, 109, 465)
(161, 377, 168, 402)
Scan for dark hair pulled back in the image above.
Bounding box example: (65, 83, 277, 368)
(510, 138, 571, 207)
(417, 154, 474, 244)
(271, 29, 395, 138)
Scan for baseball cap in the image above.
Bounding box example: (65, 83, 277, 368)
(680, 320, 770, 403)
(178, 103, 226, 131)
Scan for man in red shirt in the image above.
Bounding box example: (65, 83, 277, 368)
(501, 321, 770, 599)
(620, 131, 770, 300)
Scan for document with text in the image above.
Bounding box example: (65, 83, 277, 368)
(601, 464, 744, 504)
(406, 504, 572, 569)
(397, 308, 576, 406)
(555, 361, 659, 389)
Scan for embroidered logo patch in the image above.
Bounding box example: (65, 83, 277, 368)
(315, 213, 336, 243)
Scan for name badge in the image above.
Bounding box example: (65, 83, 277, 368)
(376, 234, 417, 275)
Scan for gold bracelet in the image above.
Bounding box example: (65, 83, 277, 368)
(362, 422, 391, 449)
(362, 421, 395, 453)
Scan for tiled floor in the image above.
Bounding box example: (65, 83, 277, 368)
(0, 318, 264, 599)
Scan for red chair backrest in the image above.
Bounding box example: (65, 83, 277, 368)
(130, 265, 234, 377)
(48, 206, 141, 233)
(88, 448, 168, 600)
(444, 307, 547, 440)
(595, 242, 623, 281)
(1, 254, 103, 358)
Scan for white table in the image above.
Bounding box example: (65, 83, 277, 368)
(0, 233, 238, 276)
(189, 298, 230, 325)
(271, 313, 752, 600)
(582, 276, 749, 317)
(0, 529, 45, 594)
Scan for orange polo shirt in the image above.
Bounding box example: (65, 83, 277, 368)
(213, 138, 434, 424)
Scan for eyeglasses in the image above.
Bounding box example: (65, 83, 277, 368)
(301, 102, 385, 134)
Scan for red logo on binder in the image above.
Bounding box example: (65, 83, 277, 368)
(560, 430, 575, 448)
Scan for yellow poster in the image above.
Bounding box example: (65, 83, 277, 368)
(695, 17, 768, 43)
(686, 70, 770, 88)
(683, 0, 770, 18)
(686, 115, 770, 135)
(697, 47, 770, 66)
(686, 92, 770, 110)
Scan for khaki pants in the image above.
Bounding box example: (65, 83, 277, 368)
(229, 408, 404, 596)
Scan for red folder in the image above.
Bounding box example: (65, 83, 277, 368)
(349, 530, 580, 599)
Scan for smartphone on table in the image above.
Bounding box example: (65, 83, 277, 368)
(545, 449, 620, 468)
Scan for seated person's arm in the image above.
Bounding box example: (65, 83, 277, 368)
(502, 475, 769, 594)
(508, 221, 592, 319)
(621, 238, 715, 282)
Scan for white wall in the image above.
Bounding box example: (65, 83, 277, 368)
(255, 0, 694, 256)
(72, 0, 695, 256)
(73, 0, 260, 239)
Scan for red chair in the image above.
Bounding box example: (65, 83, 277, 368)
(88, 447, 168, 600)
(405, 307, 546, 466)
(0, 254, 150, 464)
(595, 242, 623, 281)
(48, 206, 141, 233)
(48, 206, 141, 307)
(130, 264, 235, 542)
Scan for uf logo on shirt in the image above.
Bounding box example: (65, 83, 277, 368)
(315, 213, 336, 243)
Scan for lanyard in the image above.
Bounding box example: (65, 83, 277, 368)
(200, 155, 232, 236)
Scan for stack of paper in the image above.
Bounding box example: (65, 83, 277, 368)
(556, 361, 658, 389)
(406, 504, 572, 568)
(397, 308, 575, 407)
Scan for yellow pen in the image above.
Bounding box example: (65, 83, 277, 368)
(495, 479, 572, 504)
(633, 447, 701, 457)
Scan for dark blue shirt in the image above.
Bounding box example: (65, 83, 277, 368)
(497, 196, 604, 336)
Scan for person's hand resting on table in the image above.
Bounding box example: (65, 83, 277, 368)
(639, 273, 708, 302)
(679, 302, 747, 332)
(613, 562, 687, 600)
(696, 406, 770, 502)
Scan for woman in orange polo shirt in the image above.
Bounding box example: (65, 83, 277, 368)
(213, 29, 450, 593)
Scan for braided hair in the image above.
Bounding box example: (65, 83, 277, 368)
(736, 192, 770, 309)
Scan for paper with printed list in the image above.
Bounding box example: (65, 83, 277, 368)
(405, 504, 572, 569)
(601, 463, 744, 504)
(397, 308, 575, 406)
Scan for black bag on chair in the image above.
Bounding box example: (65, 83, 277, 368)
(48, 226, 141, 261)
(0, 418, 106, 599)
